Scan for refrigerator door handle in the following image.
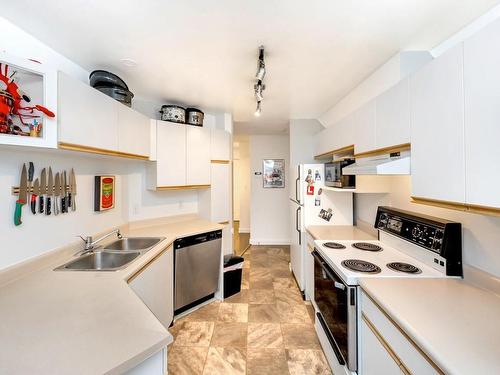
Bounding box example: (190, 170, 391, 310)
(296, 207, 302, 245)
(295, 165, 301, 204)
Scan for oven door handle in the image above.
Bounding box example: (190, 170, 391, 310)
(334, 281, 346, 291)
(316, 312, 346, 366)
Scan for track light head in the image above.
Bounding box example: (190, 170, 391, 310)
(254, 102, 262, 117)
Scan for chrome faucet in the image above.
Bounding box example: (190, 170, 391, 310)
(77, 229, 123, 255)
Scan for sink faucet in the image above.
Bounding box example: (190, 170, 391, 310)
(77, 229, 123, 255)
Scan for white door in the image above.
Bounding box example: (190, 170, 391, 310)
(156, 121, 186, 187)
(464, 18, 500, 209)
(58, 72, 118, 151)
(117, 104, 150, 157)
(410, 44, 465, 203)
(376, 78, 410, 149)
(186, 126, 211, 185)
(290, 200, 304, 291)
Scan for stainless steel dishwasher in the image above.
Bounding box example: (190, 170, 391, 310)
(174, 230, 222, 315)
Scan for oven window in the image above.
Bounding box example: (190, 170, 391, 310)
(314, 255, 349, 362)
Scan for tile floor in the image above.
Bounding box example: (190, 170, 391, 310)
(168, 245, 332, 375)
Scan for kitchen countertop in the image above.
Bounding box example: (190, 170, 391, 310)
(0, 216, 223, 375)
(306, 224, 376, 241)
(359, 278, 500, 375)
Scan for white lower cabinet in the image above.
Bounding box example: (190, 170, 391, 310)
(128, 246, 174, 328)
(125, 347, 166, 375)
(361, 290, 441, 375)
(361, 318, 401, 375)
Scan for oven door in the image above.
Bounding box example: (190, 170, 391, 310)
(312, 250, 357, 372)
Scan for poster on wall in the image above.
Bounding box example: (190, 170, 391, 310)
(263, 159, 285, 188)
(94, 175, 115, 212)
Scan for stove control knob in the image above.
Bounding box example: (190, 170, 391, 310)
(412, 226, 422, 239)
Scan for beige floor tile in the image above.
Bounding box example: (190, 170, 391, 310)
(250, 256, 269, 268)
(250, 277, 274, 289)
(271, 267, 293, 278)
(306, 303, 315, 322)
(277, 302, 313, 323)
(210, 322, 247, 348)
(248, 289, 276, 304)
(171, 321, 215, 347)
(249, 268, 272, 279)
(218, 303, 249, 323)
(273, 277, 297, 289)
(286, 349, 331, 375)
(275, 288, 303, 305)
(184, 302, 221, 322)
(247, 348, 289, 375)
(224, 289, 250, 304)
(281, 323, 321, 349)
(247, 322, 283, 348)
(202, 347, 246, 375)
(248, 304, 281, 323)
(243, 260, 251, 269)
(167, 346, 208, 375)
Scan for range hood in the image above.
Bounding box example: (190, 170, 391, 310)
(342, 151, 410, 175)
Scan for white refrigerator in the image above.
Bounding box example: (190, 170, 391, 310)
(289, 164, 353, 293)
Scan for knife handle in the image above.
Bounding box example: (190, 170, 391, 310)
(68, 193, 72, 208)
(30, 194, 37, 215)
(39, 195, 44, 214)
(14, 200, 26, 226)
(46, 196, 51, 215)
(61, 196, 66, 213)
(54, 197, 59, 215)
(72, 197, 76, 211)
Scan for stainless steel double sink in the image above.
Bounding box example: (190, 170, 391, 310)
(55, 237, 164, 271)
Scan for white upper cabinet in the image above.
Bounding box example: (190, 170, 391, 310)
(117, 104, 150, 157)
(154, 121, 186, 187)
(353, 99, 376, 154)
(58, 72, 118, 151)
(376, 78, 410, 149)
(186, 126, 211, 185)
(410, 44, 465, 203)
(211, 129, 231, 160)
(464, 18, 500, 209)
(210, 163, 231, 222)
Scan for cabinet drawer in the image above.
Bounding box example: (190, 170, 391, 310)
(361, 291, 443, 375)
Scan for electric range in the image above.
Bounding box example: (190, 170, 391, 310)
(311, 206, 462, 374)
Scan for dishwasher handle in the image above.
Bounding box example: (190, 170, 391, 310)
(174, 230, 223, 249)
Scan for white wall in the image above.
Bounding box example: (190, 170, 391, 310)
(355, 177, 500, 278)
(233, 135, 250, 232)
(0, 148, 199, 270)
(250, 135, 290, 244)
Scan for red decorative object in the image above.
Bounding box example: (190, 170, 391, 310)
(0, 63, 55, 127)
(94, 176, 115, 212)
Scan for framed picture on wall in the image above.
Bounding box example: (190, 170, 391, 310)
(263, 159, 285, 188)
(94, 175, 115, 211)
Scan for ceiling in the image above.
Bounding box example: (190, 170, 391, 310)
(2, 0, 499, 133)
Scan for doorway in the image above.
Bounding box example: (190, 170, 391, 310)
(233, 135, 251, 255)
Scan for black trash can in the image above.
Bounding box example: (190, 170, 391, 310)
(223, 255, 245, 299)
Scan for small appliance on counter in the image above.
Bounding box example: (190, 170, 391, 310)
(89, 70, 134, 107)
(325, 159, 356, 188)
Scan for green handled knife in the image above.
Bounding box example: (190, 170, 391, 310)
(14, 164, 28, 226)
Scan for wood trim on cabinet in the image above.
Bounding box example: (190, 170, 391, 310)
(411, 196, 500, 217)
(127, 246, 170, 284)
(59, 142, 149, 160)
(155, 184, 211, 191)
(218, 220, 230, 225)
(362, 291, 445, 375)
(354, 143, 411, 159)
(314, 145, 355, 160)
(211, 159, 230, 164)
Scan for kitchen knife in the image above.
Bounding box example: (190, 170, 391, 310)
(61, 171, 67, 213)
(70, 169, 76, 211)
(39, 168, 46, 214)
(27, 162, 34, 202)
(14, 164, 28, 226)
(47, 167, 53, 216)
(54, 172, 60, 216)
(31, 178, 39, 215)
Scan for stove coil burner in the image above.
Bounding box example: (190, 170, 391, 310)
(387, 262, 422, 274)
(352, 242, 383, 252)
(323, 242, 346, 249)
(341, 259, 381, 274)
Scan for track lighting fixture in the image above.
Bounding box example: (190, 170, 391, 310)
(254, 45, 266, 117)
